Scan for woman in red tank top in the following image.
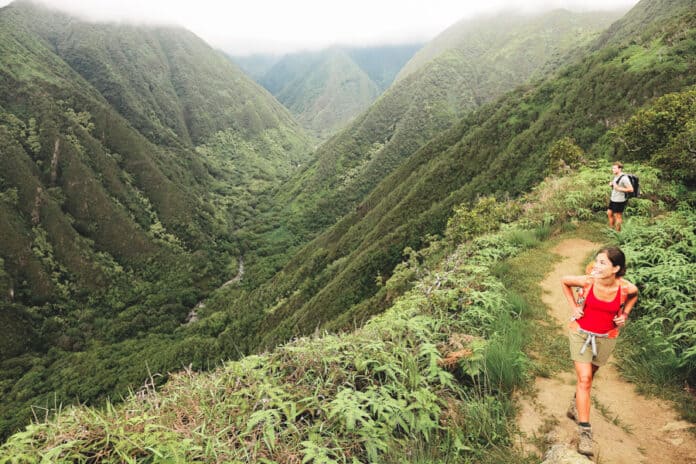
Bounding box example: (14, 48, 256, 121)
(577, 281, 623, 334)
(561, 247, 638, 456)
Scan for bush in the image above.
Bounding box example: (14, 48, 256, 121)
(612, 89, 696, 186)
(547, 136, 586, 172)
(615, 209, 696, 384)
(445, 196, 521, 244)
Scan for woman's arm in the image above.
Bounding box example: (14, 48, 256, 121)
(561, 275, 588, 320)
(614, 282, 639, 326)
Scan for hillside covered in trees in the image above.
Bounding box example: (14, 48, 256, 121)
(229, 8, 625, 290)
(198, 0, 695, 356)
(2, 158, 694, 461)
(0, 0, 311, 439)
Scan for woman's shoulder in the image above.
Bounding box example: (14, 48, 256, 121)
(619, 277, 638, 294)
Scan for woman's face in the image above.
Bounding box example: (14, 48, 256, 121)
(591, 252, 620, 278)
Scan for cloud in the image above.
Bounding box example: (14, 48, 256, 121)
(0, 0, 640, 54)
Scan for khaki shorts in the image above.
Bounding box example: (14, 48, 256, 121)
(568, 329, 617, 366)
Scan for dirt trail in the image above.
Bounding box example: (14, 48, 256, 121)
(517, 238, 696, 463)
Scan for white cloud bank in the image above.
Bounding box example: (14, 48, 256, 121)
(0, 0, 640, 54)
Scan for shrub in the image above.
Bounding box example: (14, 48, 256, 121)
(615, 209, 696, 383)
(445, 196, 521, 244)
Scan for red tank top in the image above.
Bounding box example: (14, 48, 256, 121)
(577, 285, 621, 334)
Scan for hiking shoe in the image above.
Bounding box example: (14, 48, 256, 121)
(577, 424, 594, 456)
(566, 397, 578, 422)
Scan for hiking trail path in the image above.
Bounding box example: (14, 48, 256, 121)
(516, 238, 696, 463)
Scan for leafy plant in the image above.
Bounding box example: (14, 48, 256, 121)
(614, 209, 696, 383)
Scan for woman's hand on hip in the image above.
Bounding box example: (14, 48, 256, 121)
(572, 305, 584, 320)
(613, 313, 627, 327)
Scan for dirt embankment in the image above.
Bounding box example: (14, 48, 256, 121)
(516, 239, 696, 463)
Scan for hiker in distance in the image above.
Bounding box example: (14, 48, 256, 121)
(561, 247, 638, 456)
(607, 162, 634, 231)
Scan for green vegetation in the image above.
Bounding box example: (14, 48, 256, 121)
(233, 43, 422, 140)
(612, 89, 696, 185)
(1, 0, 696, 455)
(0, 180, 549, 462)
(613, 209, 696, 418)
(3, 156, 693, 461)
(272, 9, 621, 244)
(0, 0, 311, 440)
(205, 1, 696, 362)
(227, 8, 625, 302)
(345, 44, 423, 92)
(21, 7, 303, 147)
(397, 9, 623, 82)
(259, 48, 381, 140)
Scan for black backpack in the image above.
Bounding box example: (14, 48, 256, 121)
(620, 174, 640, 199)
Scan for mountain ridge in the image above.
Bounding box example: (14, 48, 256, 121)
(208, 0, 696, 354)
(0, 0, 312, 439)
(227, 7, 623, 290)
(233, 43, 422, 139)
(1, 0, 694, 448)
(275, 8, 625, 238)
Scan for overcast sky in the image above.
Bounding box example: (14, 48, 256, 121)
(1, 0, 640, 55)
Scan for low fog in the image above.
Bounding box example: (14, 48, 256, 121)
(0, 0, 640, 54)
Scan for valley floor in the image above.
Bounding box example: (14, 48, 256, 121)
(516, 238, 696, 463)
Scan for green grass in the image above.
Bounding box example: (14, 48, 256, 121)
(483, 314, 530, 393)
(496, 233, 569, 377)
(616, 39, 689, 73)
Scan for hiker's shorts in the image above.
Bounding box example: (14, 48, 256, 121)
(568, 329, 617, 366)
(608, 201, 627, 213)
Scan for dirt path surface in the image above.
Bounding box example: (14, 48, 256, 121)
(517, 238, 696, 463)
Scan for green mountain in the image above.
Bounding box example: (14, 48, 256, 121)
(232, 8, 620, 287)
(228, 53, 282, 82)
(0, 0, 311, 438)
(262, 48, 381, 139)
(2, 0, 694, 447)
(197, 0, 696, 356)
(233, 44, 421, 139)
(396, 9, 626, 82)
(275, 9, 624, 240)
(345, 43, 423, 91)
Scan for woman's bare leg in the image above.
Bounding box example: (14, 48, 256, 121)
(574, 361, 595, 422)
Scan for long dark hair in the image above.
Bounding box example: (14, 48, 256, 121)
(599, 246, 626, 277)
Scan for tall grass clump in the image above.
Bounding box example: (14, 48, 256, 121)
(503, 228, 540, 249)
(482, 314, 529, 393)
